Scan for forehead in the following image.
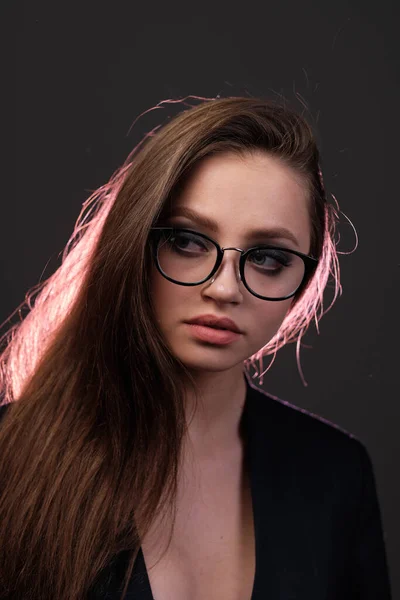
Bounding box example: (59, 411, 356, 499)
(168, 151, 312, 252)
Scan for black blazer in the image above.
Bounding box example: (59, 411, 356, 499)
(0, 374, 392, 599)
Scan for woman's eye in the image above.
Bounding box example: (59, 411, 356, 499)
(172, 234, 206, 251)
(249, 249, 291, 269)
(167, 231, 214, 254)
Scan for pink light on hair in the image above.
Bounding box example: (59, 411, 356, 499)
(244, 191, 350, 387)
(0, 99, 214, 404)
(0, 164, 134, 403)
(0, 97, 216, 404)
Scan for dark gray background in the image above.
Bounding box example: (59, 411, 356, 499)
(5, 0, 399, 593)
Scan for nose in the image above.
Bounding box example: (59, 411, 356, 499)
(203, 249, 243, 300)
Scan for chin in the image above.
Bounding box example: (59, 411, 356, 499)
(171, 344, 244, 371)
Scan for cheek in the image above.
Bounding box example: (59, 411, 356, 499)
(150, 269, 187, 324)
(251, 298, 292, 344)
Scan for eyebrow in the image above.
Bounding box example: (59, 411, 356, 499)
(164, 206, 300, 248)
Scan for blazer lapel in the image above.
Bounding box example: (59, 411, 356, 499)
(243, 373, 338, 600)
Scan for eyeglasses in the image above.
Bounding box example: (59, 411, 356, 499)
(149, 227, 318, 301)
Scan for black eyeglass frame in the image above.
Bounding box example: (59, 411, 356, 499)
(149, 226, 319, 301)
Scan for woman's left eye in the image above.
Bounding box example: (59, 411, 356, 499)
(250, 249, 291, 267)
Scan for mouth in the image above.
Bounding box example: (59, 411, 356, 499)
(185, 323, 242, 345)
(185, 316, 242, 334)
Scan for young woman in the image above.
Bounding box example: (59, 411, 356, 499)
(0, 97, 391, 599)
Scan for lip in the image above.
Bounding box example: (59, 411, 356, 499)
(185, 323, 241, 345)
(185, 314, 242, 333)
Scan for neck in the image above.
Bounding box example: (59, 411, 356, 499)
(183, 366, 247, 460)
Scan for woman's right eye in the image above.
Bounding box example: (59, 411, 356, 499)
(172, 234, 205, 251)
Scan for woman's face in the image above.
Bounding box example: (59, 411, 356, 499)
(150, 150, 312, 374)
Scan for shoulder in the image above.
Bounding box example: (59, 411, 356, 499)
(244, 377, 374, 482)
(244, 378, 380, 517)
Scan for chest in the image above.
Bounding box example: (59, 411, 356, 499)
(140, 450, 255, 600)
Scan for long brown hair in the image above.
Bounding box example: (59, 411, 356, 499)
(0, 96, 341, 599)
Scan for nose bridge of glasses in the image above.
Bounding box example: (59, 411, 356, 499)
(215, 246, 243, 280)
(222, 246, 244, 252)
